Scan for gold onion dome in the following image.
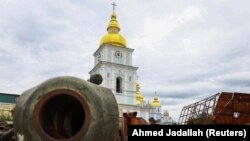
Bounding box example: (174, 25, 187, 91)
(99, 11, 127, 47)
(151, 96, 161, 107)
(135, 92, 142, 105)
(135, 83, 144, 105)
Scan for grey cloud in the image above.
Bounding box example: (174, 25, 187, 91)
(1, 0, 250, 121)
(213, 72, 250, 87)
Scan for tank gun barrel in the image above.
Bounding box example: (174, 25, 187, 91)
(13, 76, 119, 141)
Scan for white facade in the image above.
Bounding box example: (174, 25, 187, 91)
(149, 106, 162, 122)
(89, 43, 162, 121)
(90, 44, 138, 106)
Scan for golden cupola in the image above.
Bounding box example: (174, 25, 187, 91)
(99, 9, 127, 47)
(151, 94, 161, 107)
(135, 83, 144, 105)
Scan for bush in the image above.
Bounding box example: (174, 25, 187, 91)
(187, 112, 212, 125)
(0, 113, 12, 121)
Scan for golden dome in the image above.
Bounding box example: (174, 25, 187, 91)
(136, 92, 144, 105)
(135, 82, 144, 105)
(136, 92, 142, 105)
(151, 96, 161, 107)
(100, 33, 127, 47)
(99, 11, 127, 47)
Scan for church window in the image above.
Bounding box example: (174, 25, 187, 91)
(129, 76, 132, 81)
(116, 77, 122, 93)
(107, 73, 110, 78)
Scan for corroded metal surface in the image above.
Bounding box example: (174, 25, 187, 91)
(178, 92, 250, 125)
(32, 89, 91, 141)
(13, 76, 119, 141)
(213, 92, 250, 124)
(178, 93, 219, 124)
(119, 112, 148, 141)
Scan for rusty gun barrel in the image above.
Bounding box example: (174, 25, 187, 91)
(13, 76, 119, 141)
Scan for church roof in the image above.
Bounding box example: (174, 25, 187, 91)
(99, 6, 127, 47)
(151, 96, 161, 107)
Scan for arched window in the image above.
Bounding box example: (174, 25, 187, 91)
(116, 77, 122, 93)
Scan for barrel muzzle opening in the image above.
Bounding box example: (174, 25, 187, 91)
(32, 89, 91, 141)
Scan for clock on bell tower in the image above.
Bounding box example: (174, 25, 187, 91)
(89, 5, 138, 105)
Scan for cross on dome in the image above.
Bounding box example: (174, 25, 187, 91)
(111, 2, 117, 12)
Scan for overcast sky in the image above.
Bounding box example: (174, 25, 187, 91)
(1, 0, 250, 121)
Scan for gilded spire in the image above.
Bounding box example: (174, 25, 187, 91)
(107, 2, 120, 33)
(99, 2, 127, 47)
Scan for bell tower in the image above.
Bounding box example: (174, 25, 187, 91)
(89, 3, 138, 106)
